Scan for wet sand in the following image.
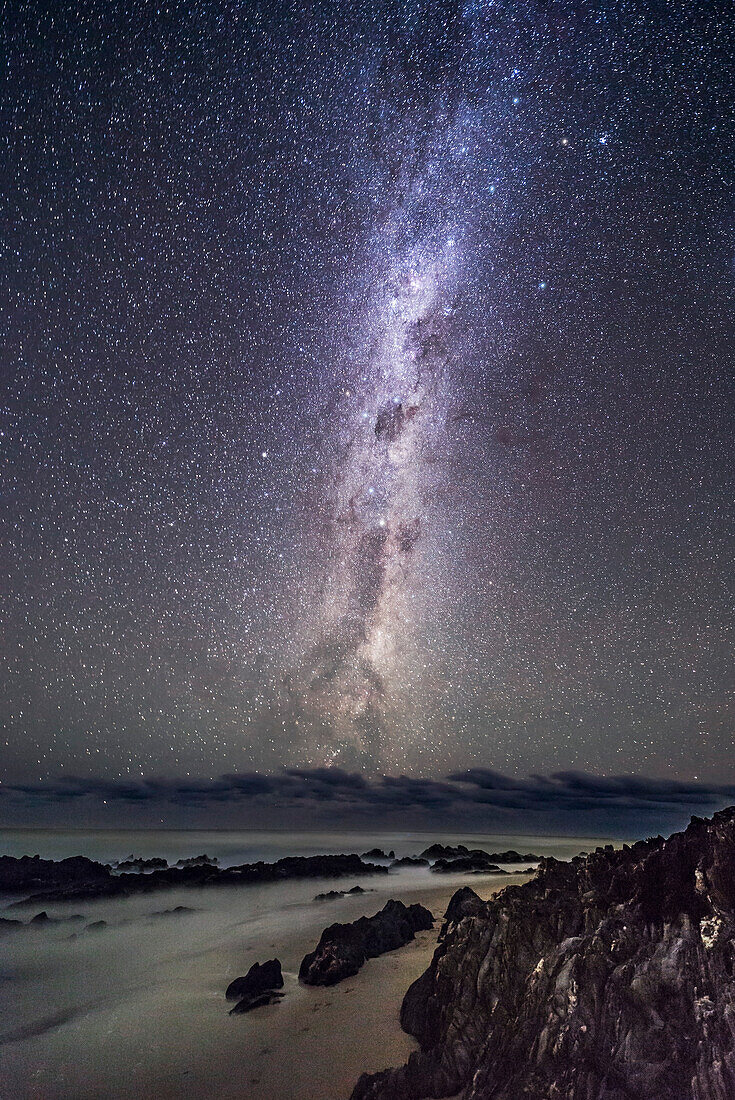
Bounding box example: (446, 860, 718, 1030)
(0, 872, 530, 1100)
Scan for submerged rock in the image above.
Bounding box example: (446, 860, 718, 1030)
(300, 899, 434, 987)
(229, 991, 284, 1014)
(352, 807, 735, 1100)
(314, 885, 369, 901)
(150, 905, 195, 917)
(29, 911, 85, 925)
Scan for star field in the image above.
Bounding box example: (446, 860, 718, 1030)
(1, 0, 734, 786)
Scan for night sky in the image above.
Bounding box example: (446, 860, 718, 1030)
(2, 0, 734, 810)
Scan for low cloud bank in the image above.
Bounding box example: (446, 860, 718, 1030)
(3, 768, 735, 837)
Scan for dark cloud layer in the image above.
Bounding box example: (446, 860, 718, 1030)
(3, 768, 734, 838)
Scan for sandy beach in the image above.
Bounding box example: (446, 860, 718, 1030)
(0, 870, 531, 1100)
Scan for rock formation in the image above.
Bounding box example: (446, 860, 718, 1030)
(226, 958, 284, 1013)
(300, 899, 434, 986)
(418, 844, 540, 863)
(352, 808, 735, 1100)
(0, 854, 110, 894)
(115, 856, 168, 872)
(2, 852, 389, 905)
(430, 856, 501, 874)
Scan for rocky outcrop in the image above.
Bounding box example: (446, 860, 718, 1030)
(0, 854, 110, 894)
(300, 900, 434, 986)
(418, 844, 540, 863)
(430, 856, 501, 874)
(390, 857, 430, 868)
(115, 856, 168, 872)
(352, 808, 735, 1100)
(5, 852, 389, 905)
(226, 958, 284, 1013)
(362, 849, 395, 861)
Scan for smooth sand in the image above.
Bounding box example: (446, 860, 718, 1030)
(1, 872, 529, 1100)
(153, 874, 529, 1100)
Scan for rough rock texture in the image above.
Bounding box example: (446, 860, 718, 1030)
(390, 857, 430, 868)
(438, 886, 487, 939)
(300, 900, 434, 986)
(352, 808, 735, 1100)
(5, 852, 388, 905)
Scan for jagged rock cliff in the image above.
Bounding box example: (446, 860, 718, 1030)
(352, 808, 735, 1100)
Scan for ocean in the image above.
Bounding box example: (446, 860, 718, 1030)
(0, 829, 615, 1099)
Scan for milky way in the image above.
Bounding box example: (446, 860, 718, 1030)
(2, 0, 734, 789)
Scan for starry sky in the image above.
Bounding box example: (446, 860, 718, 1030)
(2, 0, 734, 801)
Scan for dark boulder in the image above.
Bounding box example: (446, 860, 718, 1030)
(300, 900, 434, 987)
(226, 958, 283, 1002)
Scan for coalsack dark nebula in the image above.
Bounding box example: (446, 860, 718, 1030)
(281, 22, 479, 770)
